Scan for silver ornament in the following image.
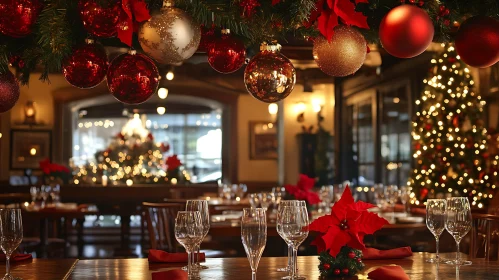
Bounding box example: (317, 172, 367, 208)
(138, 6, 201, 65)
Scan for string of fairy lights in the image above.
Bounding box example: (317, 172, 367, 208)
(408, 44, 495, 208)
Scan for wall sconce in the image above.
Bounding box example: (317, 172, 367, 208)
(294, 102, 306, 123)
(24, 101, 37, 125)
(311, 98, 323, 113)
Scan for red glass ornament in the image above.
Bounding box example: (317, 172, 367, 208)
(0, 0, 42, 37)
(356, 258, 362, 263)
(342, 268, 349, 275)
(244, 43, 296, 103)
(107, 51, 160, 105)
(455, 16, 499, 68)
(78, 0, 123, 38)
(348, 252, 356, 259)
(334, 269, 340, 275)
(63, 40, 109, 89)
(323, 263, 331, 270)
(208, 29, 246, 74)
(198, 24, 216, 52)
(379, 5, 434, 58)
(0, 71, 20, 113)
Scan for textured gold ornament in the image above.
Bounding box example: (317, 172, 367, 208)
(138, 6, 201, 65)
(244, 42, 296, 103)
(313, 25, 367, 77)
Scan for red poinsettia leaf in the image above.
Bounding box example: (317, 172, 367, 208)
(345, 231, 366, 250)
(303, 0, 324, 27)
(309, 214, 337, 233)
(131, 0, 151, 22)
(117, 20, 133, 46)
(351, 200, 376, 212)
(326, 0, 334, 9)
(325, 228, 350, 257)
(333, 0, 369, 29)
(284, 185, 298, 195)
(297, 174, 315, 191)
(311, 235, 326, 253)
(331, 186, 355, 220)
(355, 212, 389, 235)
(306, 191, 322, 205)
(317, 8, 339, 41)
(355, 0, 368, 3)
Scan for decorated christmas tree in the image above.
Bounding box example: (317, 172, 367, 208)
(408, 44, 494, 208)
(73, 115, 190, 186)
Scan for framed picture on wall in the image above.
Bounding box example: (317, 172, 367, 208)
(249, 121, 278, 160)
(10, 130, 52, 170)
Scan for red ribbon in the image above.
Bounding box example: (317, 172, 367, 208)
(118, 0, 151, 46)
(305, 0, 369, 41)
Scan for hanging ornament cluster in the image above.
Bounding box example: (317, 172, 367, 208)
(244, 42, 296, 103)
(62, 39, 109, 89)
(107, 50, 160, 104)
(208, 29, 246, 74)
(78, 0, 123, 38)
(138, 0, 201, 65)
(379, 4, 434, 58)
(313, 25, 367, 77)
(0, 71, 20, 113)
(455, 16, 499, 68)
(0, 0, 42, 37)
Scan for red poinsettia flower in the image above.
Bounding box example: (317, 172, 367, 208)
(166, 155, 182, 171)
(39, 159, 70, 175)
(285, 174, 322, 205)
(309, 186, 388, 257)
(39, 158, 51, 175)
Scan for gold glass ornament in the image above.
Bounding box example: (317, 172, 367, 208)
(138, 1, 201, 65)
(244, 42, 296, 103)
(313, 25, 367, 77)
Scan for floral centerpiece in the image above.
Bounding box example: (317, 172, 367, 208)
(284, 174, 321, 206)
(309, 186, 389, 278)
(39, 158, 71, 185)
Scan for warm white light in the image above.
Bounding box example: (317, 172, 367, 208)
(157, 107, 166, 115)
(295, 102, 306, 113)
(30, 148, 37, 156)
(268, 103, 278, 115)
(393, 97, 400, 104)
(166, 71, 174, 80)
(158, 88, 168, 99)
(126, 179, 133, 186)
(171, 178, 178, 185)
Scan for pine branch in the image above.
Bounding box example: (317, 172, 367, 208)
(0, 44, 8, 74)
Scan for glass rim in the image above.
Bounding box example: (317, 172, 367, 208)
(427, 198, 447, 201)
(243, 207, 266, 212)
(0, 208, 21, 211)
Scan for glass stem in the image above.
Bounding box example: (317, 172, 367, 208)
(187, 251, 192, 276)
(196, 245, 200, 266)
(292, 247, 298, 277)
(456, 241, 460, 263)
(287, 245, 292, 269)
(435, 237, 440, 261)
(252, 270, 256, 280)
(5, 255, 10, 276)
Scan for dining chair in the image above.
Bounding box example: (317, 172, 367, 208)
(470, 213, 499, 260)
(142, 202, 185, 252)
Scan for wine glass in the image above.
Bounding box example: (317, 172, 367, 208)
(279, 205, 309, 280)
(398, 186, 410, 215)
(426, 199, 447, 263)
(445, 197, 472, 265)
(276, 200, 305, 275)
(241, 208, 267, 280)
(258, 192, 273, 211)
(175, 211, 204, 279)
(373, 184, 386, 209)
(185, 200, 210, 270)
(249, 194, 260, 208)
(319, 186, 334, 214)
(0, 209, 23, 280)
(385, 185, 398, 221)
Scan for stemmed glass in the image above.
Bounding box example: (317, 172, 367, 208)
(385, 185, 398, 222)
(279, 205, 309, 280)
(175, 211, 204, 279)
(426, 199, 447, 263)
(275, 200, 304, 273)
(0, 209, 23, 280)
(185, 200, 210, 270)
(398, 186, 410, 215)
(258, 192, 273, 211)
(249, 194, 260, 208)
(241, 208, 267, 280)
(373, 184, 386, 209)
(445, 197, 472, 265)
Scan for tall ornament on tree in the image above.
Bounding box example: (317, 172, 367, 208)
(0, 71, 20, 113)
(62, 39, 109, 89)
(138, 0, 201, 65)
(208, 29, 246, 74)
(78, 0, 123, 38)
(107, 50, 160, 104)
(313, 25, 367, 77)
(0, 0, 42, 37)
(379, 4, 434, 58)
(244, 42, 296, 103)
(409, 45, 493, 208)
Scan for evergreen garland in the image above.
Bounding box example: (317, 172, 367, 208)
(318, 247, 365, 278)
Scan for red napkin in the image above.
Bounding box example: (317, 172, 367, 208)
(151, 269, 187, 280)
(368, 265, 410, 280)
(0, 253, 32, 262)
(148, 250, 206, 263)
(362, 247, 413, 260)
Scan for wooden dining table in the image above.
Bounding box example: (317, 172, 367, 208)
(4, 253, 498, 279)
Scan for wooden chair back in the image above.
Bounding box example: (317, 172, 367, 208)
(142, 202, 185, 252)
(470, 214, 499, 260)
